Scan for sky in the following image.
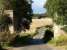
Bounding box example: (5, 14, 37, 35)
(32, 0, 47, 14)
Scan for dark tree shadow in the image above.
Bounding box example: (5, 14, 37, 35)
(9, 29, 54, 47)
(9, 35, 45, 47)
(9, 35, 33, 47)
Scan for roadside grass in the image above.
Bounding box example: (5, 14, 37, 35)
(1, 32, 36, 48)
(48, 35, 67, 47)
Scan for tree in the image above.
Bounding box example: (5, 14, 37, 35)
(0, 0, 33, 46)
(0, 0, 33, 33)
(44, 0, 67, 25)
(13, 0, 33, 32)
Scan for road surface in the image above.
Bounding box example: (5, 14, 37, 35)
(7, 44, 65, 50)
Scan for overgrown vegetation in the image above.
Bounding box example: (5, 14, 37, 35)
(45, 0, 67, 25)
(62, 26, 67, 32)
(48, 35, 67, 46)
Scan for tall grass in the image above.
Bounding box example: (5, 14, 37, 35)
(48, 35, 67, 46)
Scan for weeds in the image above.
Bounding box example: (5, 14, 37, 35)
(48, 35, 67, 46)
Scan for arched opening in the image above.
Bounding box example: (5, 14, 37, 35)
(43, 26, 54, 43)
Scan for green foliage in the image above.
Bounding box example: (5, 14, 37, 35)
(4, 0, 16, 10)
(13, 0, 33, 32)
(62, 26, 67, 32)
(45, 0, 67, 25)
(49, 35, 67, 46)
(45, 0, 59, 17)
(0, 0, 4, 8)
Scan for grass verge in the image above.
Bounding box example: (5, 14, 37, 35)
(48, 35, 67, 47)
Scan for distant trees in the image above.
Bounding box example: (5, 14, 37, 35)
(44, 0, 67, 25)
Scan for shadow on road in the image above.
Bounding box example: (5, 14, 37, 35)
(9, 37, 52, 47)
(9, 29, 54, 47)
(9, 38, 45, 47)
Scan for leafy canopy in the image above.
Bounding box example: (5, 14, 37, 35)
(45, 0, 67, 25)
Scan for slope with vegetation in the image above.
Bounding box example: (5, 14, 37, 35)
(44, 0, 67, 47)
